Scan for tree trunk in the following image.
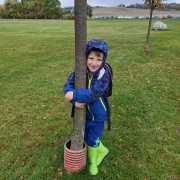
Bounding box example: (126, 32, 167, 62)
(146, 7, 154, 43)
(70, 0, 87, 150)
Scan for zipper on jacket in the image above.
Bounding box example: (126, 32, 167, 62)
(99, 97, 107, 112)
(87, 105, 95, 120)
(88, 75, 94, 120)
(88, 75, 93, 89)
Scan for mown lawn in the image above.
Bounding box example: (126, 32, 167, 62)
(0, 19, 179, 180)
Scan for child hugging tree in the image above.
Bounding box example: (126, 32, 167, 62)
(64, 39, 112, 176)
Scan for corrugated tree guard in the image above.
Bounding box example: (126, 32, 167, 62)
(64, 0, 87, 173)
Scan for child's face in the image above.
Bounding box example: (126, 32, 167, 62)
(87, 52, 103, 73)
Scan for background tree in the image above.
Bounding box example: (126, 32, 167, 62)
(87, 4, 92, 18)
(4, 0, 18, 18)
(144, 0, 166, 44)
(2, 0, 62, 19)
(0, 5, 5, 18)
(43, 0, 62, 19)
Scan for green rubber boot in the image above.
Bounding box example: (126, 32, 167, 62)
(97, 141, 109, 166)
(88, 146, 98, 175)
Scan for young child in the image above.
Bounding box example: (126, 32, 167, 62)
(64, 39, 112, 175)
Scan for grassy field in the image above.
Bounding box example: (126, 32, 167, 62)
(0, 19, 179, 180)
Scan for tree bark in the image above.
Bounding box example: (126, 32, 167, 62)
(70, 0, 87, 150)
(146, 6, 154, 43)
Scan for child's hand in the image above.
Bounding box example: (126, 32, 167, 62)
(75, 102, 85, 109)
(65, 91, 73, 101)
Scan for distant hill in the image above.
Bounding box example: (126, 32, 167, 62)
(126, 3, 180, 10)
(92, 7, 180, 17)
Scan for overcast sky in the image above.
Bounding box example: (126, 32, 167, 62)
(0, 0, 180, 6)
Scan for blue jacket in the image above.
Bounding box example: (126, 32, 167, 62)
(64, 64, 111, 122)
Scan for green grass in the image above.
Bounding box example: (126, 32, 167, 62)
(0, 19, 179, 179)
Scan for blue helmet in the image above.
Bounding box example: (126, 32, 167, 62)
(86, 39, 108, 61)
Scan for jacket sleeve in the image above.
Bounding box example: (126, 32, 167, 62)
(73, 70, 110, 103)
(64, 72, 75, 94)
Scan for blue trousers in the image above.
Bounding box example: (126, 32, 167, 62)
(84, 119, 105, 147)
